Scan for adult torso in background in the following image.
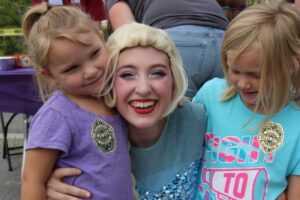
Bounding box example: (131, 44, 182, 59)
(106, 0, 228, 30)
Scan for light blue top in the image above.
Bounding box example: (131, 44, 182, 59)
(130, 101, 207, 199)
(193, 78, 300, 200)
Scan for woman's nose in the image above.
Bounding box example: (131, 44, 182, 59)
(135, 77, 151, 96)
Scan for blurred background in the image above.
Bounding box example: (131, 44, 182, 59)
(0, 0, 279, 56)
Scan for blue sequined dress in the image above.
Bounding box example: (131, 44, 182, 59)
(130, 101, 207, 199)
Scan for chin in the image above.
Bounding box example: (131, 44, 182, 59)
(129, 120, 157, 130)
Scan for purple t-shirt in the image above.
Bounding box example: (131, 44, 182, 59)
(26, 91, 133, 199)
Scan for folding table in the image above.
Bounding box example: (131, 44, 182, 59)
(0, 67, 42, 171)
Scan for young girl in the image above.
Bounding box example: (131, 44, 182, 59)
(193, 3, 300, 199)
(21, 3, 133, 199)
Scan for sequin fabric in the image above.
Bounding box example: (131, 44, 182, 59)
(137, 160, 201, 200)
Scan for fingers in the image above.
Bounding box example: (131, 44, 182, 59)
(46, 182, 91, 200)
(47, 188, 82, 200)
(46, 168, 91, 200)
(51, 168, 82, 179)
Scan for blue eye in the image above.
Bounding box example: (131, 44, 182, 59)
(150, 70, 167, 78)
(119, 71, 135, 80)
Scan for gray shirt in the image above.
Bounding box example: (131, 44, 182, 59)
(106, 0, 228, 30)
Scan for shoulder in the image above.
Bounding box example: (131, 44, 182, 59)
(283, 102, 300, 118)
(202, 78, 226, 90)
(171, 101, 207, 126)
(165, 101, 207, 147)
(183, 100, 206, 116)
(41, 91, 78, 114)
(43, 91, 68, 108)
(193, 78, 226, 103)
(32, 92, 72, 123)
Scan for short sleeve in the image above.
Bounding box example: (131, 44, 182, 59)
(26, 108, 72, 156)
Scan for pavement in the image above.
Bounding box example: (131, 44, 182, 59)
(0, 113, 25, 200)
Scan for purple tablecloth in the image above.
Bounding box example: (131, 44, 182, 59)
(0, 67, 43, 115)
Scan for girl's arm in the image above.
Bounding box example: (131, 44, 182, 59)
(46, 168, 91, 200)
(21, 148, 59, 200)
(287, 175, 300, 199)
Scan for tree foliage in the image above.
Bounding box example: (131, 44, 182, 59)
(0, 0, 31, 55)
(0, 0, 31, 27)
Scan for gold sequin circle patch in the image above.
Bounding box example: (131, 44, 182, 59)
(258, 121, 284, 154)
(91, 118, 115, 153)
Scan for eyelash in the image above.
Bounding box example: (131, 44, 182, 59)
(62, 48, 101, 74)
(231, 70, 260, 79)
(231, 69, 240, 75)
(64, 65, 78, 73)
(119, 70, 167, 79)
(151, 70, 166, 78)
(90, 49, 100, 59)
(119, 72, 134, 79)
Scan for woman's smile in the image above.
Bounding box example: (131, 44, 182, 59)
(130, 99, 157, 115)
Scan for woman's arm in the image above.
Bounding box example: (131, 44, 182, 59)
(46, 168, 91, 200)
(21, 149, 59, 200)
(287, 175, 300, 199)
(295, 0, 300, 9)
(108, 1, 135, 30)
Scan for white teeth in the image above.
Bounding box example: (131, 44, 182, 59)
(131, 101, 155, 108)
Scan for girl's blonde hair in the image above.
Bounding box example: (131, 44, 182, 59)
(22, 3, 105, 102)
(222, 3, 300, 121)
(104, 23, 188, 116)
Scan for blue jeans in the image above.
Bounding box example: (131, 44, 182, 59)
(165, 25, 225, 98)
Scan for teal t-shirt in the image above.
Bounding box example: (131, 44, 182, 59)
(193, 78, 300, 200)
(130, 101, 207, 199)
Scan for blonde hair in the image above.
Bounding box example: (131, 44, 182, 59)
(22, 3, 104, 102)
(222, 3, 300, 121)
(104, 23, 188, 116)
